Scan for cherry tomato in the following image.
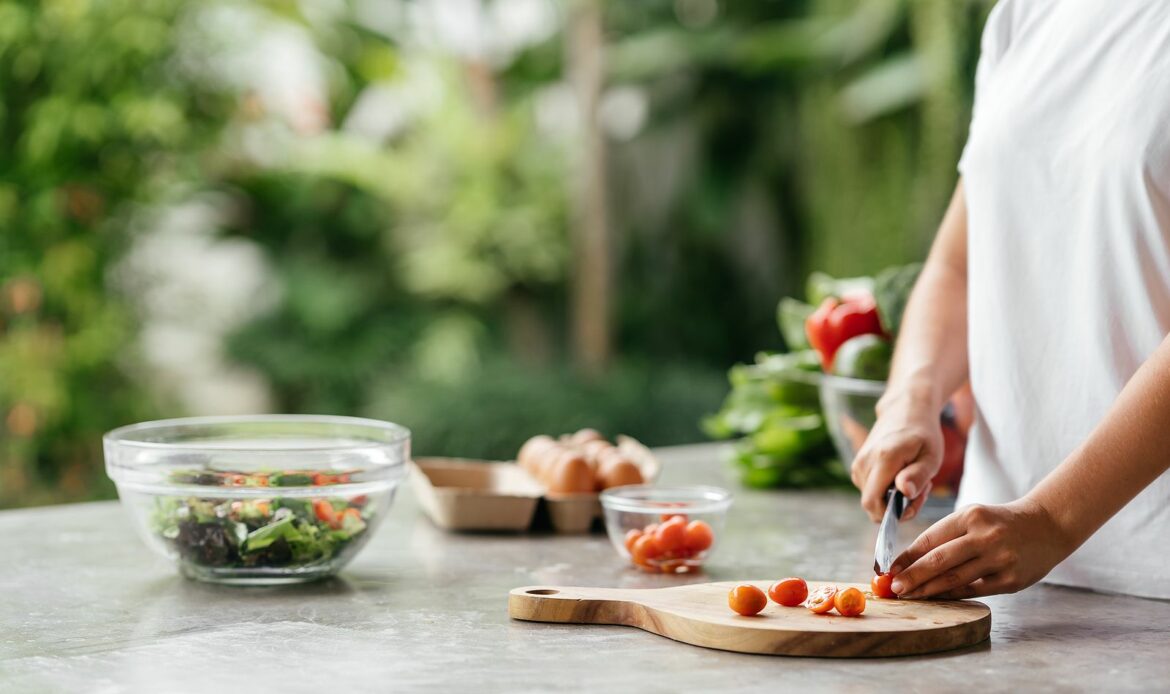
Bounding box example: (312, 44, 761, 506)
(313, 499, 336, 525)
(728, 585, 768, 616)
(631, 534, 662, 567)
(654, 517, 687, 555)
(806, 586, 838, 614)
(768, 577, 809, 607)
(871, 573, 897, 599)
(683, 520, 714, 554)
(835, 587, 866, 617)
(624, 528, 643, 554)
(659, 513, 688, 523)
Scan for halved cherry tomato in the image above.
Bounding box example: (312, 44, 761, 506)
(768, 577, 809, 607)
(654, 517, 687, 555)
(624, 528, 643, 553)
(683, 520, 714, 554)
(341, 507, 362, 522)
(835, 587, 866, 617)
(871, 573, 897, 599)
(806, 586, 838, 614)
(255, 501, 271, 516)
(728, 585, 768, 616)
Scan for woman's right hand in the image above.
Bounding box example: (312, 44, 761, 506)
(850, 391, 943, 522)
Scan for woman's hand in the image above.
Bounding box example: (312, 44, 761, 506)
(889, 498, 1073, 599)
(850, 390, 943, 522)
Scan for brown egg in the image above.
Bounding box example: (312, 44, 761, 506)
(580, 439, 615, 469)
(548, 452, 595, 494)
(598, 456, 644, 490)
(533, 444, 566, 482)
(597, 446, 629, 468)
(518, 435, 556, 472)
(570, 428, 606, 446)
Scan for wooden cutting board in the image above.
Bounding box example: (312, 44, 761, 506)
(509, 580, 991, 658)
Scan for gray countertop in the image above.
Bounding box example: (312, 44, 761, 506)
(2, 443, 1168, 693)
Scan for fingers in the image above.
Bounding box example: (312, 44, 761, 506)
(894, 461, 935, 505)
(891, 533, 981, 596)
(935, 574, 1009, 600)
(900, 481, 932, 522)
(900, 554, 1000, 599)
(859, 437, 924, 522)
(889, 511, 967, 577)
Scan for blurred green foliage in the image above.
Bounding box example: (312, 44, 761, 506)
(0, 0, 230, 506)
(0, 0, 992, 507)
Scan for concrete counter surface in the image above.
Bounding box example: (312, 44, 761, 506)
(2, 443, 1167, 692)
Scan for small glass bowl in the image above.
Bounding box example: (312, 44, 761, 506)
(600, 485, 733, 574)
(104, 415, 409, 584)
(812, 372, 965, 504)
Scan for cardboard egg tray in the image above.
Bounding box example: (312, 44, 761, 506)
(410, 436, 661, 534)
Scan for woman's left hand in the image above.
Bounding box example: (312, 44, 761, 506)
(889, 498, 1072, 599)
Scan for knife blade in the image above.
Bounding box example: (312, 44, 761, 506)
(873, 487, 906, 575)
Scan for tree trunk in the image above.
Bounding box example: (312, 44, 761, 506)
(566, 0, 611, 375)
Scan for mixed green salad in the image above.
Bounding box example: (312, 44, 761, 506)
(152, 470, 372, 571)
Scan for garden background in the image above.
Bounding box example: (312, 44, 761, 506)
(0, 0, 992, 507)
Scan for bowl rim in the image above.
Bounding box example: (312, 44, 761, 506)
(600, 484, 733, 514)
(781, 368, 887, 397)
(104, 414, 411, 453)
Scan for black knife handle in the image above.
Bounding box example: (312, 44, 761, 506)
(887, 487, 906, 520)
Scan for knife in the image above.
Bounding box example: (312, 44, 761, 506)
(873, 486, 906, 575)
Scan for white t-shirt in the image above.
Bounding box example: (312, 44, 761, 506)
(958, 0, 1170, 599)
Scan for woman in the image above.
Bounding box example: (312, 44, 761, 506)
(851, 0, 1170, 600)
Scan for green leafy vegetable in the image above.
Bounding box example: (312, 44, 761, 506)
(806, 271, 875, 305)
(873, 262, 923, 339)
(777, 298, 815, 351)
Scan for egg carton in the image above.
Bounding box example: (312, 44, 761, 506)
(410, 436, 661, 534)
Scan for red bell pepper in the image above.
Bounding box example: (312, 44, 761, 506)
(805, 294, 884, 371)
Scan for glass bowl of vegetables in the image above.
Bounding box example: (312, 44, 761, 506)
(104, 415, 409, 584)
(600, 485, 733, 574)
(814, 373, 968, 501)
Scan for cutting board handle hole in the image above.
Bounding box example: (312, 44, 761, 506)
(526, 589, 560, 595)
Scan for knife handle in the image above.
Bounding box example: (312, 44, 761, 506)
(887, 487, 906, 520)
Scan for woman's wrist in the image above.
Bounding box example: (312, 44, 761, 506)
(1021, 473, 1094, 558)
(876, 377, 943, 418)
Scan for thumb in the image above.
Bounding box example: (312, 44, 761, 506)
(894, 460, 936, 501)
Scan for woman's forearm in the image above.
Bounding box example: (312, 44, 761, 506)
(880, 182, 971, 418)
(890, 330, 1170, 599)
(1027, 334, 1170, 552)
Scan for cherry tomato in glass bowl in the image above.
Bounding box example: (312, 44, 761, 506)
(835, 587, 867, 617)
(871, 573, 897, 599)
(806, 586, 839, 614)
(654, 516, 688, 555)
(728, 584, 768, 616)
(601, 485, 732, 574)
(683, 520, 714, 553)
(768, 578, 809, 607)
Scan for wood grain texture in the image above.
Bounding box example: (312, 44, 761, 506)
(509, 581, 991, 658)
